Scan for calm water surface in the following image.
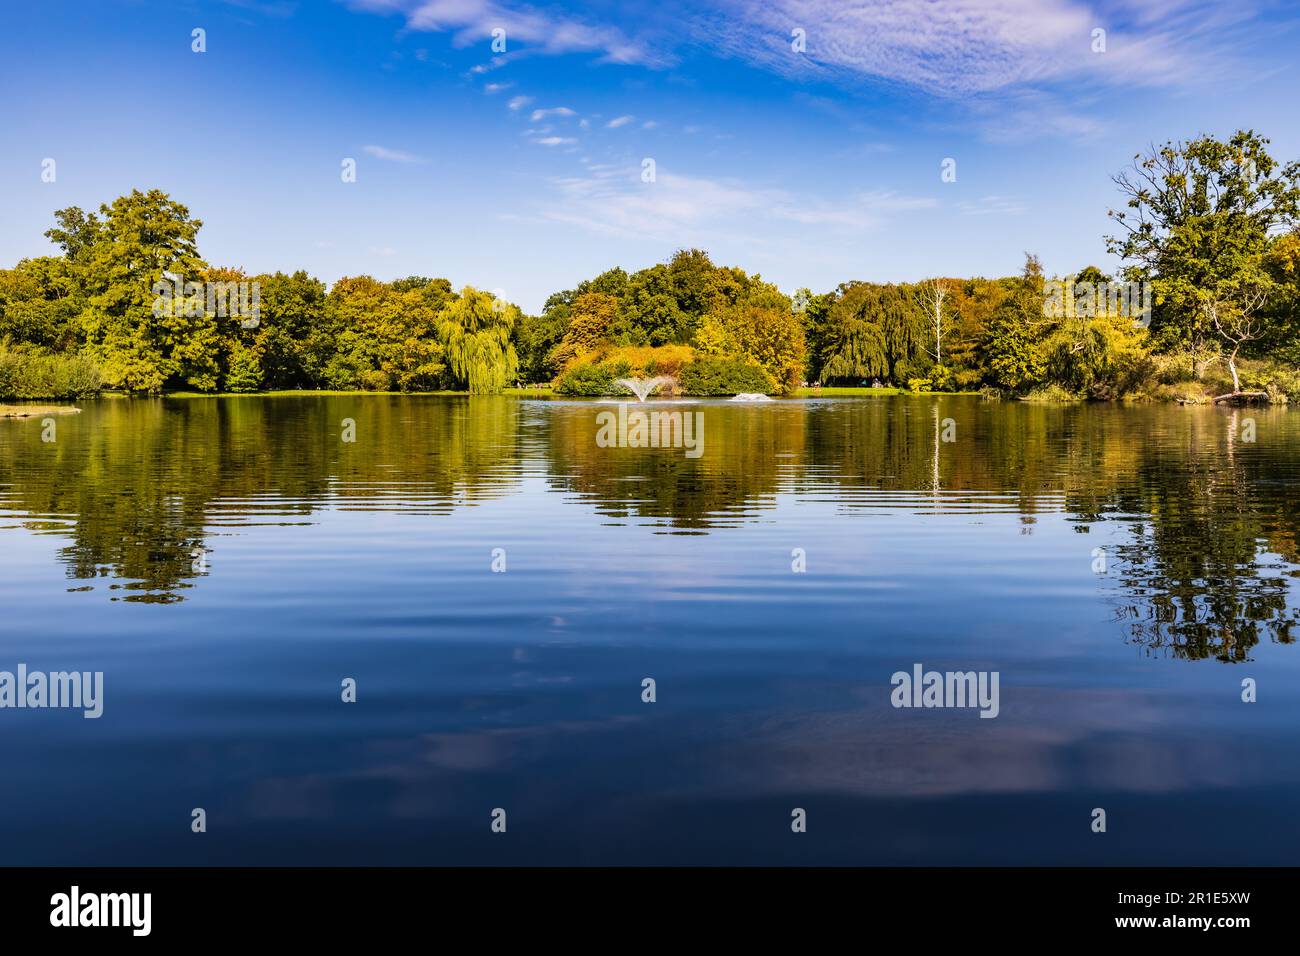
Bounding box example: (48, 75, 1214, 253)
(2, 395, 1299, 864)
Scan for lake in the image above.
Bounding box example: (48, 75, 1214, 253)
(2, 394, 1299, 864)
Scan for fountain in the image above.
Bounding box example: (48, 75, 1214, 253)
(614, 376, 676, 402)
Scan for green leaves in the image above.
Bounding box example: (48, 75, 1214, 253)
(437, 287, 520, 394)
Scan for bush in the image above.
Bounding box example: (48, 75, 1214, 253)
(1020, 383, 1081, 403)
(554, 359, 628, 396)
(608, 344, 694, 378)
(928, 364, 955, 391)
(0, 348, 102, 399)
(678, 357, 774, 395)
(552, 345, 695, 396)
(1244, 363, 1300, 404)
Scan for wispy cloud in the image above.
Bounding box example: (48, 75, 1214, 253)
(531, 106, 577, 121)
(536, 164, 935, 244)
(344, 0, 666, 66)
(701, 0, 1260, 97)
(507, 95, 533, 110)
(362, 144, 426, 163)
(606, 115, 635, 129)
(533, 135, 578, 147)
(484, 81, 513, 93)
(347, 0, 1269, 105)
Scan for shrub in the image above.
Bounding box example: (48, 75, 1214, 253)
(1020, 383, 1081, 403)
(554, 359, 628, 396)
(552, 345, 695, 396)
(678, 357, 774, 395)
(1244, 363, 1300, 404)
(0, 348, 102, 399)
(928, 364, 956, 391)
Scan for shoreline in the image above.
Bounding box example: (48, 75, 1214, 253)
(0, 404, 82, 418)
(0, 388, 1281, 405)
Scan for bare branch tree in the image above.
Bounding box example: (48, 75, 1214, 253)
(917, 278, 951, 365)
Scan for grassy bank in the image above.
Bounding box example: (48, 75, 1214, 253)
(794, 386, 983, 397)
(161, 387, 557, 398)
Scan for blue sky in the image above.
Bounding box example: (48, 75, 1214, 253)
(2, 0, 1298, 312)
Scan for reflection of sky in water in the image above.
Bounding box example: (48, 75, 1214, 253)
(1, 396, 1299, 864)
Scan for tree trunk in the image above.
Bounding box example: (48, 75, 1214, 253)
(1228, 347, 1240, 393)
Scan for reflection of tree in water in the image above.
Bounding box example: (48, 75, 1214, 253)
(810, 399, 1300, 662)
(543, 402, 805, 531)
(1097, 410, 1300, 662)
(4, 396, 1300, 651)
(0, 396, 520, 602)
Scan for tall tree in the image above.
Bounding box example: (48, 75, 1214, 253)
(916, 278, 952, 366)
(71, 189, 213, 391)
(438, 287, 520, 393)
(1106, 130, 1300, 377)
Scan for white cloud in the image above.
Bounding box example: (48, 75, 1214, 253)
(531, 106, 577, 121)
(606, 115, 635, 128)
(484, 81, 513, 93)
(536, 164, 935, 243)
(347, 0, 1261, 105)
(702, 0, 1256, 97)
(344, 0, 666, 66)
(533, 136, 578, 146)
(507, 95, 533, 110)
(362, 144, 425, 163)
(641, 120, 658, 129)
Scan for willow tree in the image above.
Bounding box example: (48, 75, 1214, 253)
(438, 286, 520, 393)
(817, 283, 889, 383)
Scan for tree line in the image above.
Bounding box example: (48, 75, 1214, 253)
(3, 130, 1299, 401)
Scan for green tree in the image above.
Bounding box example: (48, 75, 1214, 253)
(438, 286, 520, 393)
(257, 270, 328, 388)
(320, 276, 446, 391)
(0, 257, 83, 351)
(65, 190, 213, 391)
(547, 292, 619, 370)
(1106, 130, 1300, 377)
(984, 256, 1049, 393)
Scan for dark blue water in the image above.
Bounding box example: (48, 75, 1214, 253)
(2, 395, 1299, 864)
